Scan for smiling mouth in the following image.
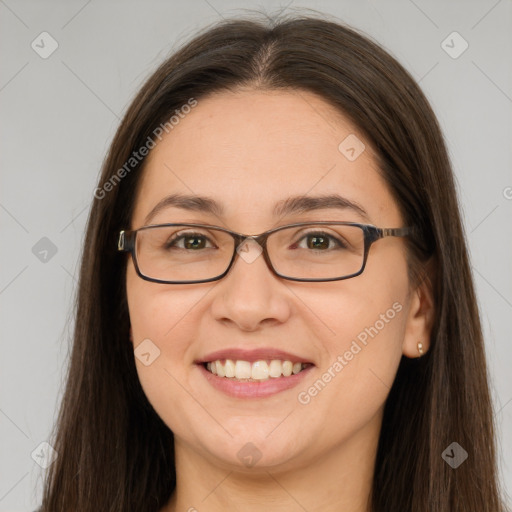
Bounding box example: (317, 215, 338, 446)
(203, 359, 313, 381)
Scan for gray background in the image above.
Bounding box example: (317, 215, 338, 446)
(0, 0, 511, 510)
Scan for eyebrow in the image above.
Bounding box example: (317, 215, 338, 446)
(143, 192, 370, 225)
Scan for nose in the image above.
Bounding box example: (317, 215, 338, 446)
(210, 238, 291, 331)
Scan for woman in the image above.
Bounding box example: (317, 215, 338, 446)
(40, 12, 507, 512)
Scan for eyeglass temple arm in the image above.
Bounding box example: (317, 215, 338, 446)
(118, 230, 136, 252)
(381, 226, 415, 238)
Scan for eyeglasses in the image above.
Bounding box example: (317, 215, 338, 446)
(117, 222, 414, 284)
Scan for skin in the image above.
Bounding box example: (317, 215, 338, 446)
(126, 89, 434, 512)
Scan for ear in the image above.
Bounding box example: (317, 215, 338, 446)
(402, 263, 435, 358)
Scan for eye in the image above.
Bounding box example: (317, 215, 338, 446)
(293, 231, 348, 251)
(165, 231, 215, 250)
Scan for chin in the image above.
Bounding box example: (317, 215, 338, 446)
(195, 428, 305, 472)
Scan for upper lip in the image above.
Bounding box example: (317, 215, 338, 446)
(196, 348, 314, 365)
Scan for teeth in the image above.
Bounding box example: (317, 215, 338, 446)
(269, 360, 282, 378)
(282, 361, 293, 377)
(251, 360, 269, 380)
(292, 362, 302, 374)
(216, 360, 226, 377)
(205, 359, 308, 380)
(235, 360, 252, 379)
(224, 359, 236, 378)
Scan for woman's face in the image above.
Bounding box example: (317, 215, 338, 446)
(126, 89, 431, 472)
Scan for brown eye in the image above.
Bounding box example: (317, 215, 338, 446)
(292, 231, 346, 251)
(165, 232, 214, 250)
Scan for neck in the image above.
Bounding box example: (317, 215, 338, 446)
(162, 409, 382, 512)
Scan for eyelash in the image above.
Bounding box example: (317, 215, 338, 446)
(164, 230, 347, 251)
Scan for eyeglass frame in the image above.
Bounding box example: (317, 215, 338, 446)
(117, 221, 415, 284)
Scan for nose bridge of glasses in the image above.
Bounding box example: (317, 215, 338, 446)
(231, 231, 268, 251)
(225, 231, 276, 278)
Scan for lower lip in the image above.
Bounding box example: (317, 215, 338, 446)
(197, 363, 314, 399)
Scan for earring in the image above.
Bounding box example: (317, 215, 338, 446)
(417, 341, 424, 356)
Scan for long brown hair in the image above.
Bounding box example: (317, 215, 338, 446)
(40, 11, 507, 511)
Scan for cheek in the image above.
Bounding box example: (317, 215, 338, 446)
(126, 266, 211, 427)
(126, 262, 203, 348)
(297, 272, 408, 435)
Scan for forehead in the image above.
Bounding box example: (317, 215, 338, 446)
(132, 89, 400, 229)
